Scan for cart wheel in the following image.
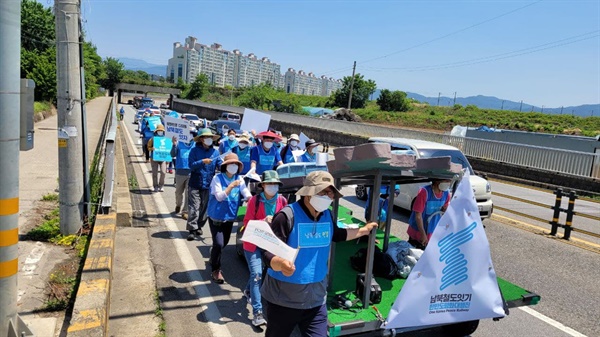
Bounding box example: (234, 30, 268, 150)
(441, 320, 479, 337)
(355, 185, 368, 201)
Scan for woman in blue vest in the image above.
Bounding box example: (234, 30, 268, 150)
(261, 171, 378, 337)
(250, 131, 283, 175)
(279, 133, 301, 164)
(207, 153, 251, 284)
(219, 128, 238, 155)
(299, 139, 320, 163)
(232, 133, 252, 175)
(407, 179, 452, 249)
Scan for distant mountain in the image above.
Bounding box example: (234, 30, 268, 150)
(371, 90, 598, 118)
(119, 57, 166, 77)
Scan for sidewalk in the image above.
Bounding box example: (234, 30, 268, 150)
(17, 97, 112, 336)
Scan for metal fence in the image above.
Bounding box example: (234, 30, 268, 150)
(174, 99, 600, 179)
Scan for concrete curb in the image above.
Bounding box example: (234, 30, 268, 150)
(115, 124, 133, 227)
(66, 214, 116, 337)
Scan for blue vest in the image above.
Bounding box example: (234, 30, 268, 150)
(143, 120, 154, 139)
(207, 173, 241, 221)
(175, 142, 193, 170)
(220, 139, 238, 154)
(408, 185, 449, 235)
(300, 151, 316, 163)
(281, 145, 296, 164)
(268, 202, 332, 285)
(234, 146, 251, 175)
(256, 145, 276, 174)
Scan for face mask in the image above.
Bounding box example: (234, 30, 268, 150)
(264, 185, 279, 196)
(308, 147, 316, 155)
(290, 140, 298, 147)
(263, 141, 273, 149)
(438, 182, 451, 191)
(238, 143, 248, 149)
(309, 195, 333, 213)
(228, 135, 235, 141)
(156, 131, 164, 136)
(226, 164, 238, 174)
(203, 138, 213, 146)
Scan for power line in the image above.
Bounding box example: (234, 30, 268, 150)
(320, 0, 542, 76)
(360, 30, 600, 73)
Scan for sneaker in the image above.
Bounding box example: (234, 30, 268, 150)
(252, 312, 267, 327)
(187, 232, 196, 241)
(152, 187, 158, 192)
(175, 206, 181, 214)
(158, 187, 164, 192)
(211, 270, 225, 284)
(197, 228, 203, 236)
(243, 289, 251, 304)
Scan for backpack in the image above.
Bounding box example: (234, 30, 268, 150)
(350, 246, 398, 280)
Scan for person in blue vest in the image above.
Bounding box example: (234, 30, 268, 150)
(299, 139, 321, 163)
(170, 136, 195, 219)
(140, 112, 155, 163)
(364, 184, 400, 232)
(407, 179, 452, 249)
(119, 106, 125, 121)
(232, 133, 252, 176)
(207, 153, 251, 284)
(279, 133, 301, 164)
(261, 171, 378, 337)
(250, 131, 283, 175)
(187, 128, 222, 241)
(147, 124, 169, 192)
(219, 129, 238, 155)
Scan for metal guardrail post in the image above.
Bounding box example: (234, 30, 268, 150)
(563, 191, 577, 240)
(101, 99, 118, 213)
(549, 188, 563, 236)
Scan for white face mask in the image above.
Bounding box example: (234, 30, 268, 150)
(156, 131, 164, 136)
(264, 185, 279, 196)
(226, 164, 238, 174)
(309, 195, 333, 213)
(203, 138, 213, 146)
(238, 142, 248, 149)
(228, 135, 235, 141)
(290, 140, 298, 147)
(263, 141, 273, 149)
(438, 182, 451, 191)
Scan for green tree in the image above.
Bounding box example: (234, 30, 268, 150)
(185, 74, 210, 100)
(237, 84, 274, 110)
(82, 42, 104, 99)
(376, 89, 410, 112)
(21, 0, 55, 53)
(22, 48, 56, 102)
(330, 74, 376, 109)
(99, 57, 123, 95)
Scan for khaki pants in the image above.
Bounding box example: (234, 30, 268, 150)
(151, 160, 166, 188)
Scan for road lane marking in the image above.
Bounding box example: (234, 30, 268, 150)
(123, 117, 232, 337)
(519, 307, 587, 337)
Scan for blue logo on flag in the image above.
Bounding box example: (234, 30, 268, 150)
(438, 221, 477, 291)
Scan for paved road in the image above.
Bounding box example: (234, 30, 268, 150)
(118, 101, 598, 337)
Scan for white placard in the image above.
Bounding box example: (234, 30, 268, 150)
(386, 172, 505, 328)
(240, 108, 271, 134)
(298, 132, 310, 150)
(292, 150, 305, 163)
(316, 152, 328, 166)
(164, 115, 192, 143)
(241, 220, 299, 263)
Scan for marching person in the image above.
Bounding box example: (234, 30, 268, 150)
(170, 136, 194, 219)
(241, 170, 287, 327)
(187, 128, 222, 241)
(261, 171, 378, 337)
(250, 130, 283, 175)
(140, 112, 155, 163)
(279, 133, 301, 164)
(147, 124, 169, 192)
(206, 153, 251, 284)
(232, 132, 252, 176)
(299, 139, 321, 163)
(219, 128, 239, 155)
(407, 179, 452, 249)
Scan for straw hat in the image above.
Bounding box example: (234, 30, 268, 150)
(237, 133, 250, 144)
(193, 128, 220, 142)
(221, 153, 243, 174)
(296, 171, 342, 198)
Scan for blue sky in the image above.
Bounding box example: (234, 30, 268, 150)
(75, 0, 599, 107)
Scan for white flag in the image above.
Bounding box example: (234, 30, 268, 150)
(386, 172, 505, 329)
(241, 220, 299, 263)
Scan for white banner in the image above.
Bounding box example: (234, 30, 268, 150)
(240, 108, 271, 134)
(164, 115, 192, 143)
(386, 172, 505, 329)
(298, 132, 310, 150)
(241, 220, 298, 263)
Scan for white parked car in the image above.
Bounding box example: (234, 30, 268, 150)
(355, 137, 493, 219)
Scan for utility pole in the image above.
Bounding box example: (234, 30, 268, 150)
(56, 0, 84, 235)
(560, 106, 564, 114)
(347, 61, 356, 110)
(0, 2, 34, 336)
(453, 91, 456, 105)
(519, 100, 523, 112)
(541, 105, 544, 113)
(437, 92, 441, 106)
(501, 100, 504, 110)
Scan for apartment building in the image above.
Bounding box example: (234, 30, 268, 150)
(167, 36, 340, 96)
